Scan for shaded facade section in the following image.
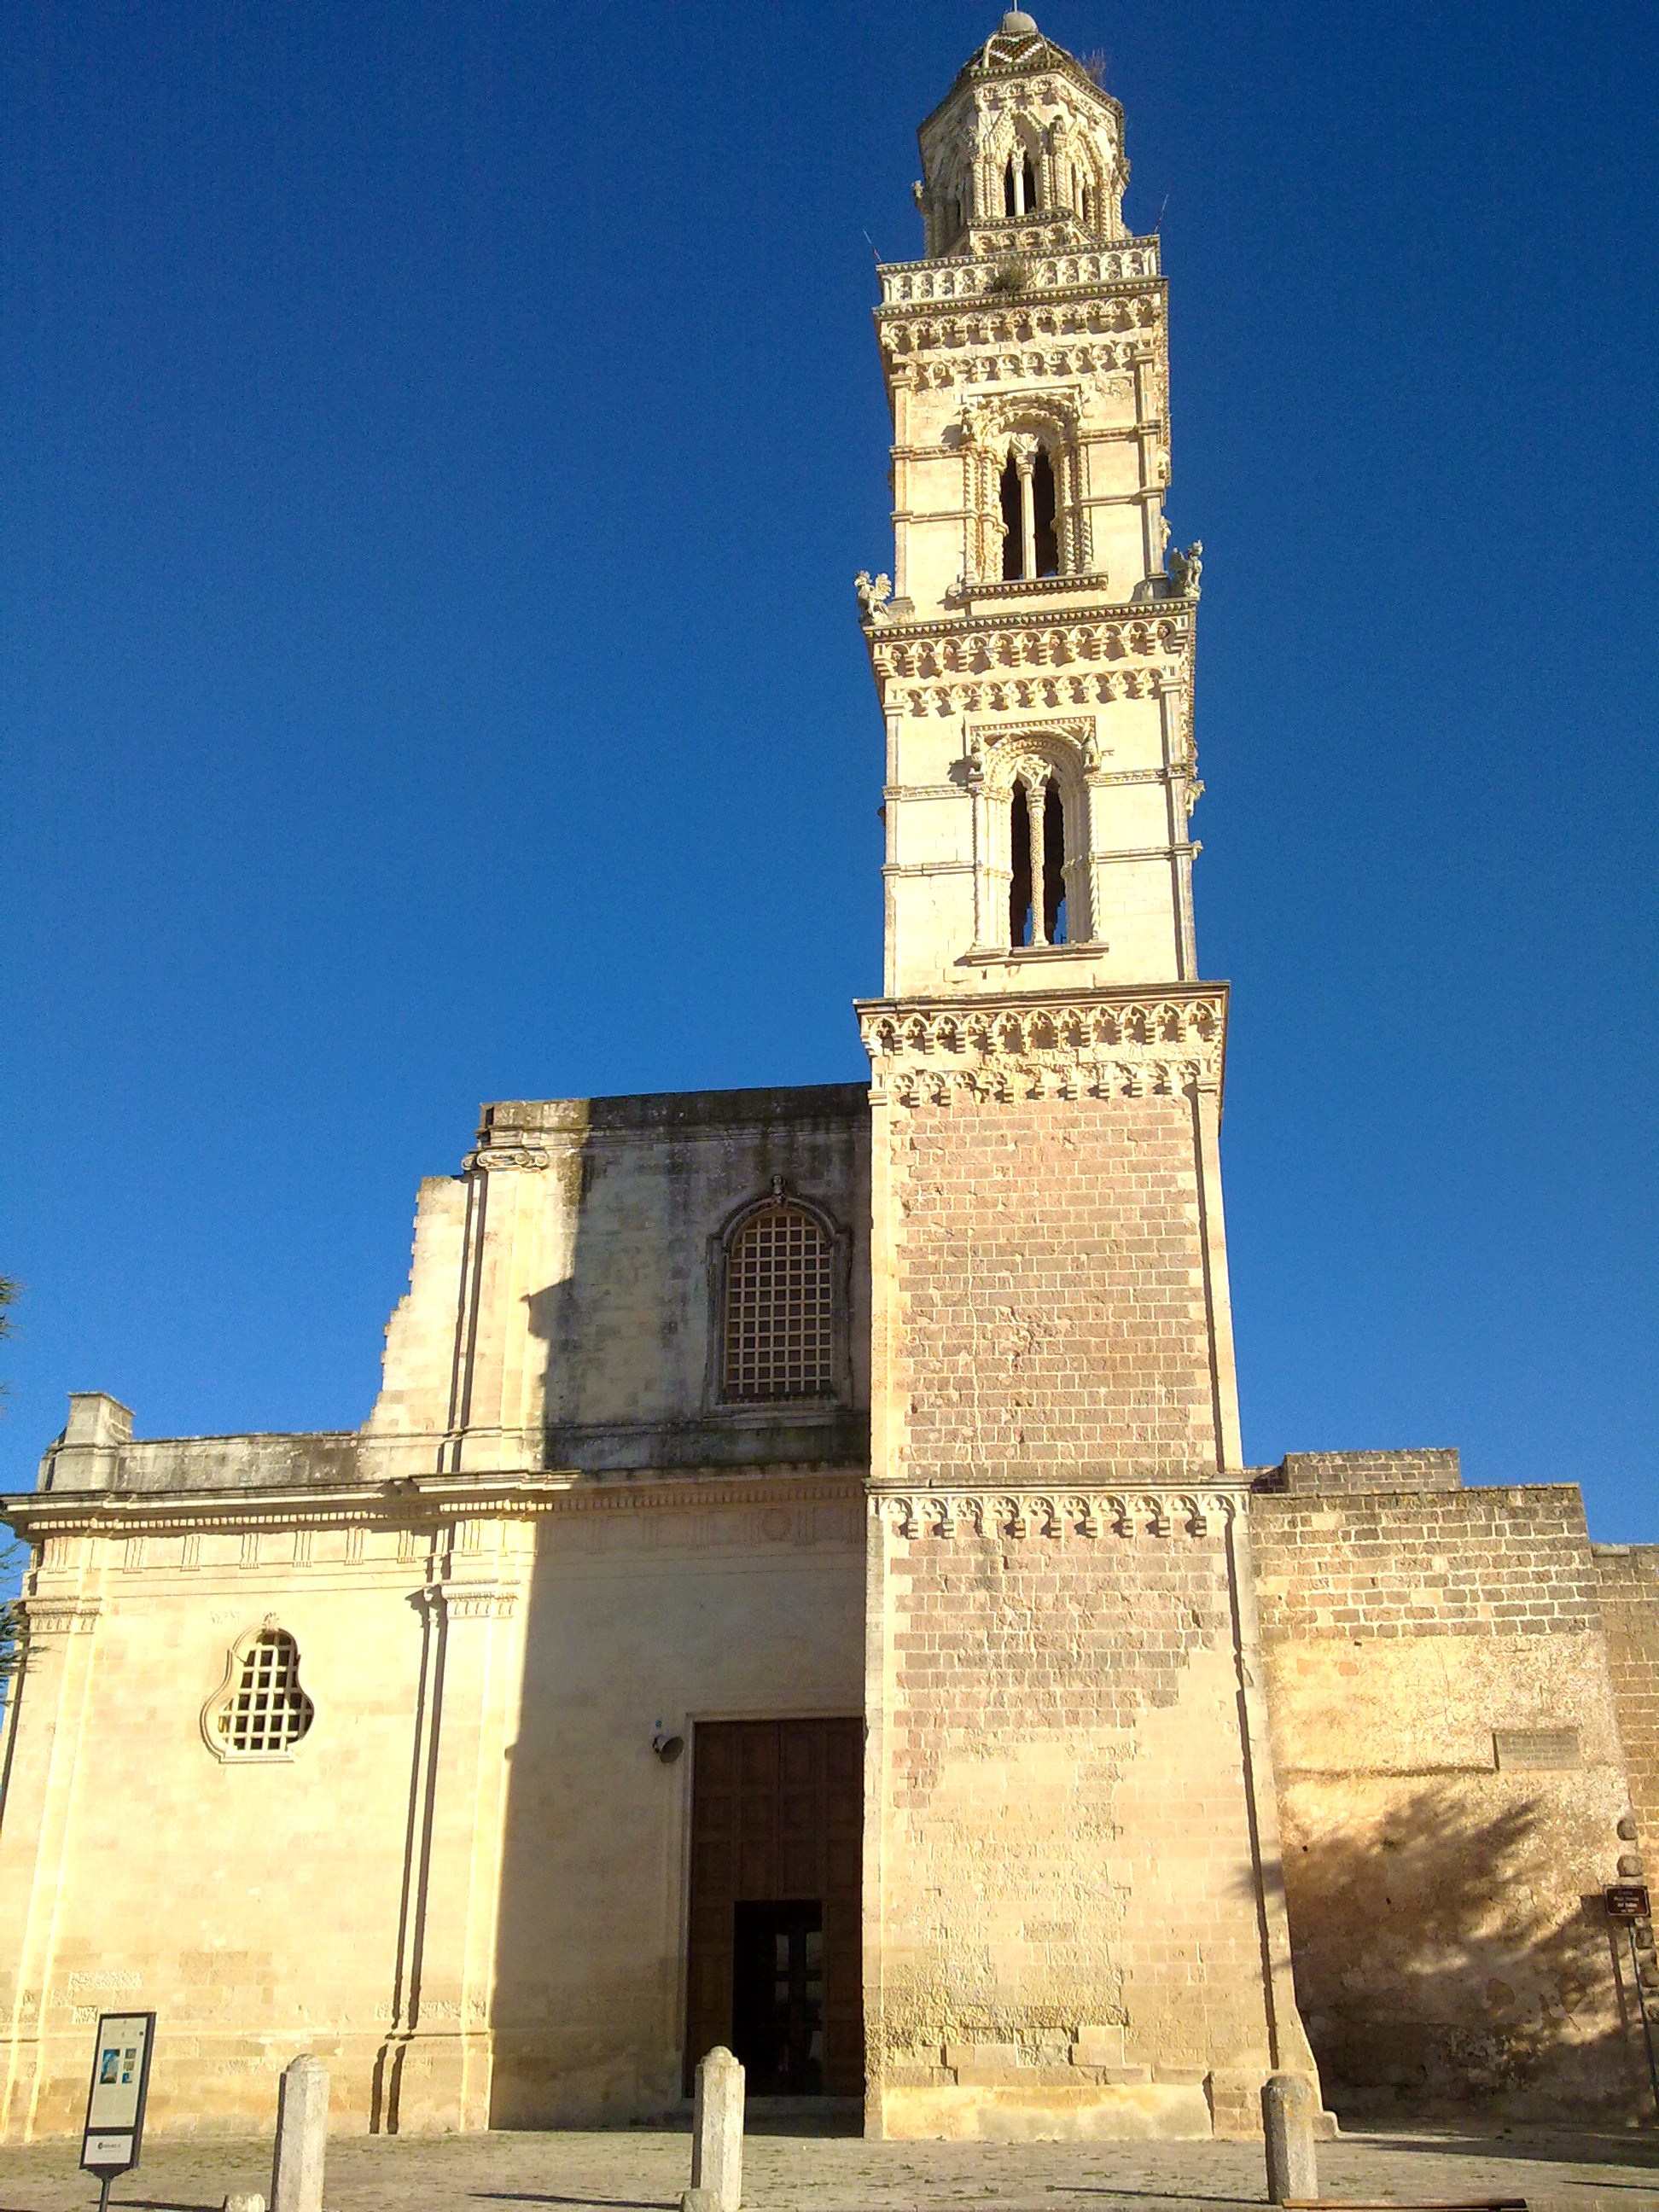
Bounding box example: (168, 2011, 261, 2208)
(367, 1085, 871, 1477)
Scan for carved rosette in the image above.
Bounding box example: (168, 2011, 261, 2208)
(859, 991, 1225, 1110)
(870, 1490, 1236, 1540)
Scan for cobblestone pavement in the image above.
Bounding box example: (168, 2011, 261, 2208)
(0, 2123, 1654, 2212)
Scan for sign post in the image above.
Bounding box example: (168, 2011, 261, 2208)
(79, 2012, 155, 2212)
(1605, 1886, 1659, 2121)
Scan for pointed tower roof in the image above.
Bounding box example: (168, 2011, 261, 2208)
(921, 10, 1115, 138)
(963, 10, 1098, 92)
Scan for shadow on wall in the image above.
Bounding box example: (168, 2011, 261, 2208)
(1278, 1785, 1647, 2121)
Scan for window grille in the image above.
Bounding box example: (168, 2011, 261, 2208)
(724, 1204, 835, 1402)
(221, 1628, 313, 1755)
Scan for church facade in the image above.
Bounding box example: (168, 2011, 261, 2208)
(3, 11, 1657, 2146)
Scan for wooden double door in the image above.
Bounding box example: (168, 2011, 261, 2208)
(684, 1718, 863, 2097)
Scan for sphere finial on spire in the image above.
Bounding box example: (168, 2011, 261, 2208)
(1001, 10, 1039, 32)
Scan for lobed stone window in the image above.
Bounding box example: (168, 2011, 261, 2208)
(203, 1622, 315, 1761)
(720, 1200, 837, 1404)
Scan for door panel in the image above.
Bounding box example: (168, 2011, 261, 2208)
(684, 1717, 864, 2097)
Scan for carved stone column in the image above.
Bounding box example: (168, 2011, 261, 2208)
(1016, 448, 1037, 581)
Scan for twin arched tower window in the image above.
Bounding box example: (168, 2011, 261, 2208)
(999, 447, 1059, 580)
(1003, 154, 1039, 218)
(1009, 774, 1068, 946)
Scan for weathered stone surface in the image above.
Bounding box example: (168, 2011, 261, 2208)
(1261, 2074, 1318, 2203)
(1254, 1482, 1644, 2116)
(269, 2058, 327, 2212)
(690, 2047, 743, 2212)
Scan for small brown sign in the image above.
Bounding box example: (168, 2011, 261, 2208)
(1605, 1883, 1650, 1920)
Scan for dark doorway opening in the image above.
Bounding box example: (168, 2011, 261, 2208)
(684, 1718, 862, 2097)
(732, 1900, 824, 2094)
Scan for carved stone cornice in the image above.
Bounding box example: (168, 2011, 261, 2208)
(872, 1487, 1240, 1540)
(463, 1145, 551, 1173)
(0, 1469, 865, 1541)
(20, 1597, 102, 1635)
(865, 608, 1191, 724)
(867, 608, 1189, 676)
(899, 347, 1138, 393)
(422, 1581, 520, 1622)
(857, 985, 1227, 1109)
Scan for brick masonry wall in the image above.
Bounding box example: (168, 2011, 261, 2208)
(1252, 1483, 1641, 2119)
(888, 1093, 1221, 1487)
(1271, 1450, 1462, 1495)
(871, 1505, 1279, 2130)
(1252, 1484, 1603, 1640)
(1593, 1545, 1659, 1851)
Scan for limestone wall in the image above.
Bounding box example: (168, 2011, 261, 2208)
(1593, 1545, 1659, 1851)
(0, 1477, 864, 2141)
(1252, 1472, 1644, 2118)
(490, 1481, 864, 2125)
(859, 1063, 1305, 2142)
(864, 1491, 1311, 2141)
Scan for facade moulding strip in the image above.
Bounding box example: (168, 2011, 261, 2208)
(0, 1469, 867, 1539)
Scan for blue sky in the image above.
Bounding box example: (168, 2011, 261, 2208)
(3, 1, 1656, 1537)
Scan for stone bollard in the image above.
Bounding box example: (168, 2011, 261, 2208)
(1261, 2072, 1318, 2206)
(270, 2056, 329, 2212)
(223, 2197, 266, 2212)
(687, 2045, 744, 2212)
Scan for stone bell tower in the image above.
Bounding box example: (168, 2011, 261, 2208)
(855, 13, 1321, 2142)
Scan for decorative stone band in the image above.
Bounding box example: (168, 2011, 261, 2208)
(422, 1581, 519, 1622)
(868, 611, 1190, 683)
(874, 1489, 1240, 1540)
(878, 240, 1161, 307)
(880, 293, 1163, 357)
(896, 344, 1146, 392)
(858, 987, 1227, 1109)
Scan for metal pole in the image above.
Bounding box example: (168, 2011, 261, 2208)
(1630, 1924, 1659, 2122)
(96, 2173, 112, 2212)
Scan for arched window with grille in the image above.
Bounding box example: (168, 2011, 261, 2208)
(720, 1197, 838, 1404)
(203, 1623, 315, 1761)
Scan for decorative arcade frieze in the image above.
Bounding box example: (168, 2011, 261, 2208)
(859, 987, 1227, 1108)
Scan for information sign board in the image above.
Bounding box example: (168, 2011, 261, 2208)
(1605, 1883, 1651, 1921)
(79, 2013, 155, 2182)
